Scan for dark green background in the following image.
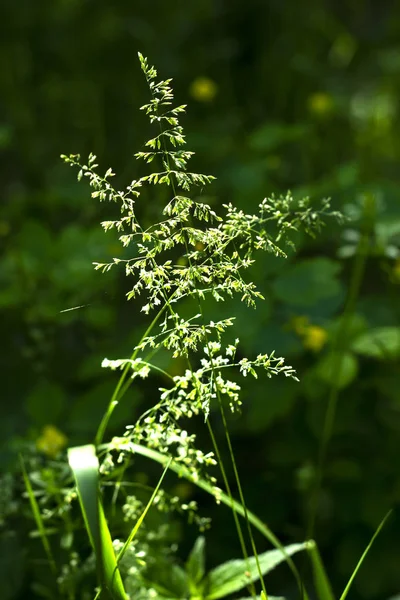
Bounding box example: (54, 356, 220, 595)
(1, 1, 400, 599)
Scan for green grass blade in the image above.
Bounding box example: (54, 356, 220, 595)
(114, 442, 306, 594)
(306, 540, 335, 600)
(20, 455, 57, 575)
(68, 445, 99, 549)
(116, 457, 172, 564)
(68, 444, 127, 600)
(339, 509, 392, 600)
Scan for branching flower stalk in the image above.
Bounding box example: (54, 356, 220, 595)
(62, 52, 342, 597)
(142, 70, 267, 591)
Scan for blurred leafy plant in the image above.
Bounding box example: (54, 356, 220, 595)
(2, 4, 400, 599)
(126, 534, 305, 600)
(14, 48, 392, 600)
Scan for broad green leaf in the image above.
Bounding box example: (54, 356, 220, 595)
(186, 536, 206, 586)
(351, 327, 400, 359)
(272, 258, 343, 308)
(203, 543, 306, 600)
(327, 313, 367, 344)
(68, 445, 126, 600)
(141, 562, 189, 598)
(315, 352, 358, 389)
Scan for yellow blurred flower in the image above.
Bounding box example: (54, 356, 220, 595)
(189, 77, 217, 102)
(302, 325, 328, 352)
(308, 92, 334, 116)
(37, 425, 68, 458)
(291, 316, 328, 352)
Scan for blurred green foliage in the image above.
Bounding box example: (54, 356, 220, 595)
(1, 0, 400, 599)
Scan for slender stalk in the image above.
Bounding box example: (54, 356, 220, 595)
(338, 510, 392, 600)
(95, 301, 168, 445)
(20, 456, 58, 577)
(307, 194, 375, 540)
(152, 87, 260, 595)
(205, 418, 257, 598)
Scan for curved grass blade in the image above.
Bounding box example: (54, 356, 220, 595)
(306, 540, 335, 600)
(116, 457, 172, 564)
(339, 509, 392, 600)
(112, 442, 306, 595)
(20, 455, 57, 576)
(68, 445, 126, 600)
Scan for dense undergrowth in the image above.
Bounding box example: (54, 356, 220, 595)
(4, 54, 394, 600)
(2, 5, 400, 598)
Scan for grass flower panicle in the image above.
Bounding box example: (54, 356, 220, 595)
(58, 54, 347, 600)
(62, 54, 342, 485)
